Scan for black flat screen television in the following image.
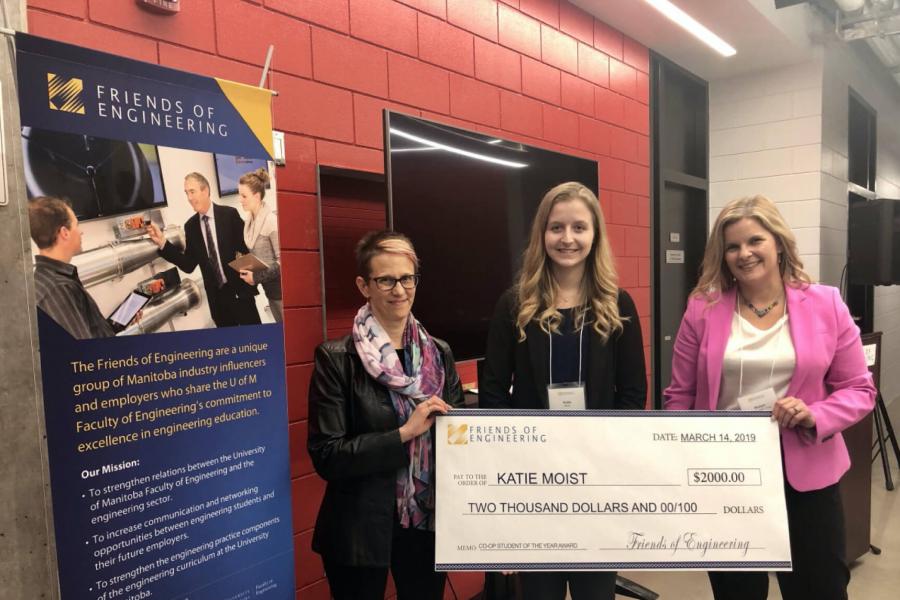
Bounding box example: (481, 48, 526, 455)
(385, 111, 599, 361)
(214, 154, 270, 197)
(22, 127, 166, 221)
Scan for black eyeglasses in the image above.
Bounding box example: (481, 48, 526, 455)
(369, 274, 420, 291)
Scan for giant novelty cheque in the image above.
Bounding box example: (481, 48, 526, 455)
(436, 411, 791, 572)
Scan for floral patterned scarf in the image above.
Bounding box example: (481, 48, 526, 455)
(352, 303, 445, 530)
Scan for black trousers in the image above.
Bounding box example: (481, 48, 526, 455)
(322, 524, 446, 600)
(208, 287, 261, 327)
(708, 481, 849, 600)
(519, 571, 617, 600)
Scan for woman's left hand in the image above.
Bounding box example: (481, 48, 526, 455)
(239, 269, 255, 285)
(773, 396, 815, 429)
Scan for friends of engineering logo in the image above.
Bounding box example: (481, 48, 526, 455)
(43, 72, 231, 139)
(47, 73, 85, 115)
(446, 423, 548, 445)
(448, 424, 469, 445)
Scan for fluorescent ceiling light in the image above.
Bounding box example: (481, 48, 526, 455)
(644, 0, 737, 57)
(390, 128, 528, 169)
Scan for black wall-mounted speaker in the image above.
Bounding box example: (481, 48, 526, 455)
(849, 198, 900, 286)
(774, 0, 807, 8)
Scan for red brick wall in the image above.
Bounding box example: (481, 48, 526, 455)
(27, 1, 651, 597)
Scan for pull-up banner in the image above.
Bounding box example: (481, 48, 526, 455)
(18, 33, 294, 600)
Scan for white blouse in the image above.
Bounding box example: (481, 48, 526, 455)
(718, 310, 796, 411)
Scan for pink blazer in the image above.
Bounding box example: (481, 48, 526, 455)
(664, 284, 876, 491)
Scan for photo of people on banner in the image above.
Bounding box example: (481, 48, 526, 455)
(25, 128, 281, 338)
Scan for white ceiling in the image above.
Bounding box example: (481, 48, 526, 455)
(572, 0, 822, 81)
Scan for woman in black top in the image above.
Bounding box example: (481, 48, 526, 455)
(480, 182, 646, 600)
(307, 230, 464, 600)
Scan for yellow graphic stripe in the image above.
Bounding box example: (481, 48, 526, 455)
(215, 78, 273, 158)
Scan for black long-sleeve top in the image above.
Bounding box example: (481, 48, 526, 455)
(480, 287, 647, 410)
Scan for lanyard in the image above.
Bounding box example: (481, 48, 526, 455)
(548, 316, 585, 385)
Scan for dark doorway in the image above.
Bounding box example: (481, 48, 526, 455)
(651, 55, 709, 407)
(316, 166, 387, 340)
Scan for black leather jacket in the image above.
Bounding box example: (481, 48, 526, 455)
(307, 335, 464, 567)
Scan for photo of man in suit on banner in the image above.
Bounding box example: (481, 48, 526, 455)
(148, 172, 261, 327)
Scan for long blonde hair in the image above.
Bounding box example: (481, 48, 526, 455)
(693, 195, 812, 300)
(515, 182, 624, 341)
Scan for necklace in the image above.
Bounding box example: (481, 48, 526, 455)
(742, 294, 780, 318)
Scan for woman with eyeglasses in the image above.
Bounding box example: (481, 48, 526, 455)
(664, 195, 876, 599)
(307, 230, 464, 600)
(480, 182, 647, 600)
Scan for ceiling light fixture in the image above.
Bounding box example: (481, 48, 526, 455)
(643, 0, 737, 57)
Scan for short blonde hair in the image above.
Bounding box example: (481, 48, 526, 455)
(355, 230, 419, 277)
(694, 195, 811, 300)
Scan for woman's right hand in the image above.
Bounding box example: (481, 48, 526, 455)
(399, 396, 451, 442)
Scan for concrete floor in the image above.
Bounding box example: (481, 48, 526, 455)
(619, 400, 900, 599)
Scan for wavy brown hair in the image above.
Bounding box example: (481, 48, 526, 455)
(515, 182, 624, 341)
(693, 195, 812, 301)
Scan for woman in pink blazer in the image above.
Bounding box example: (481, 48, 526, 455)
(665, 195, 875, 600)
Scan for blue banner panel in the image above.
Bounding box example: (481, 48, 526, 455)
(16, 33, 271, 159)
(38, 314, 294, 600)
(21, 32, 293, 600)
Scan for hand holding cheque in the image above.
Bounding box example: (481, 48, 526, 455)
(400, 396, 451, 442)
(771, 397, 815, 430)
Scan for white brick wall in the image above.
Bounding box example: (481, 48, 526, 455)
(710, 116, 821, 156)
(709, 172, 821, 208)
(709, 60, 825, 280)
(709, 49, 900, 405)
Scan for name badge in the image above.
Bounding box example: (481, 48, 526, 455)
(737, 387, 777, 412)
(548, 383, 586, 410)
